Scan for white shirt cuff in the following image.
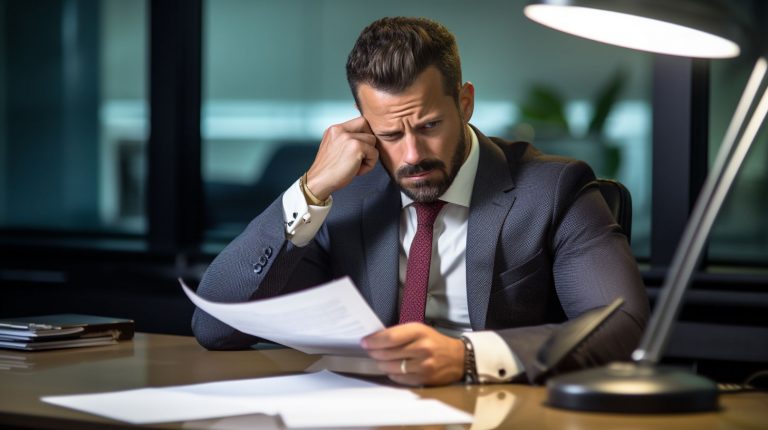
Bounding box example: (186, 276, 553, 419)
(282, 179, 332, 247)
(462, 331, 524, 383)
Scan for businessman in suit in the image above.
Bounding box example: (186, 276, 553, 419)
(192, 17, 649, 386)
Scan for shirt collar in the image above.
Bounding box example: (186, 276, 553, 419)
(401, 125, 479, 208)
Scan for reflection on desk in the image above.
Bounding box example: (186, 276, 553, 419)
(0, 333, 766, 430)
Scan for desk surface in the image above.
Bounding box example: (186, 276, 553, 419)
(0, 333, 766, 430)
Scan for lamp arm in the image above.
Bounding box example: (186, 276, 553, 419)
(633, 56, 768, 364)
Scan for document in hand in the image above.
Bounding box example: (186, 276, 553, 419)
(180, 277, 385, 356)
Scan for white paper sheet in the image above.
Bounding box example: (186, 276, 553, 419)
(43, 388, 270, 424)
(42, 370, 472, 428)
(167, 369, 383, 397)
(280, 398, 474, 428)
(180, 277, 385, 356)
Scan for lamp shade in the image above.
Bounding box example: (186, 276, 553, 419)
(524, 0, 744, 58)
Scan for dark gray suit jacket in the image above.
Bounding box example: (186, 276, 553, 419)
(192, 128, 649, 383)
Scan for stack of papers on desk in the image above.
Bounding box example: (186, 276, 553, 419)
(42, 370, 473, 427)
(0, 314, 134, 351)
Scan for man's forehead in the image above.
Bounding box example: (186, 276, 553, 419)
(357, 75, 451, 124)
(358, 87, 426, 115)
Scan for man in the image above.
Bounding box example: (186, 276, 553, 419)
(192, 17, 648, 386)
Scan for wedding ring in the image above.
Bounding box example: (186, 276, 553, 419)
(400, 359, 407, 375)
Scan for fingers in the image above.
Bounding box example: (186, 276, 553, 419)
(376, 356, 426, 376)
(343, 115, 373, 134)
(357, 142, 379, 176)
(362, 323, 423, 351)
(361, 324, 465, 386)
(377, 350, 462, 387)
(307, 116, 378, 198)
(326, 117, 376, 147)
(387, 373, 427, 386)
(370, 356, 431, 387)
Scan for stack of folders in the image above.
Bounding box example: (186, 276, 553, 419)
(0, 314, 134, 351)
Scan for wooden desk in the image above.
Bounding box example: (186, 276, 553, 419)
(0, 333, 766, 429)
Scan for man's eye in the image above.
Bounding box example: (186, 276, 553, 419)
(378, 134, 400, 141)
(423, 121, 441, 129)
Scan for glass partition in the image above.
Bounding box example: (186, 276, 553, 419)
(0, 0, 147, 234)
(708, 56, 768, 265)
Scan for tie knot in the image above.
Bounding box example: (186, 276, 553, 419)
(414, 200, 446, 227)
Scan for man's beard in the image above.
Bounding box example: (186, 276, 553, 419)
(393, 129, 467, 203)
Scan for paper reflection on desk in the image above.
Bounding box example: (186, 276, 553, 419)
(470, 387, 517, 430)
(182, 414, 282, 430)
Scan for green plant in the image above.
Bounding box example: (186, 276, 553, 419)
(519, 69, 626, 138)
(516, 69, 627, 177)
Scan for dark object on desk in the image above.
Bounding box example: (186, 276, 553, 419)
(0, 336, 119, 351)
(540, 292, 719, 413)
(0, 314, 134, 351)
(546, 362, 719, 413)
(533, 297, 624, 384)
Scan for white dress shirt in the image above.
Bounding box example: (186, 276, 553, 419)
(281, 126, 522, 383)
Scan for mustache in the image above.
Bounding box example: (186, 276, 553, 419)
(395, 159, 446, 178)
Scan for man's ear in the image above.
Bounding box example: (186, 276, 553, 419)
(459, 82, 475, 123)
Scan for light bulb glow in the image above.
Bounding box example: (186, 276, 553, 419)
(525, 4, 740, 58)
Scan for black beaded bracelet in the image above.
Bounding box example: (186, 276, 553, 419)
(460, 336, 478, 384)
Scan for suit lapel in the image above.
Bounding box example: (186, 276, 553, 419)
(362, 167, 402, 326)
(466, 130, 517, 329)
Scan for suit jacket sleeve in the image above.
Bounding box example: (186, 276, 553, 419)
(191, 196, 332, 349)
(496, 160, 649, 383)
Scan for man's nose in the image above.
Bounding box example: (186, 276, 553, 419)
(402, 133, 425, 165)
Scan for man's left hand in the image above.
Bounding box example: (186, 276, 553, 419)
(361, 323, 465, 386)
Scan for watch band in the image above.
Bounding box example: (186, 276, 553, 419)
(461, 336, 478, 384)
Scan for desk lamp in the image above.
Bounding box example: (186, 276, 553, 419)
(524, 0, 768, 413)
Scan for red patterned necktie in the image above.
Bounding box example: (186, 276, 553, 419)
(399, 200, 446, 324)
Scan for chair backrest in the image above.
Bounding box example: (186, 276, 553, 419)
(596, 179, 632, 244)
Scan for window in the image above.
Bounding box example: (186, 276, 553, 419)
(0, 0, 147, 234)
(202, 0, 654, 258)
(708, 56, 768, 265)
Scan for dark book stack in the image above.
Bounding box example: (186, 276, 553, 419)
(0, 314, 134, 351)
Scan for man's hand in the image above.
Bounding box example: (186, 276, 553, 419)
(361, 323, 465, 386)
(305, 116, 378, 201)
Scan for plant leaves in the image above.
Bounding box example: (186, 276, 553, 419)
(519, 85, 570, 134)
(588, 69, 627, 136)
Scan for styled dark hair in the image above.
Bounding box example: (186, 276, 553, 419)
(346, 17, 462, 106)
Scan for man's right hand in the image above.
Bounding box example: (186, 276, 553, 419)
(305, 116, 379, 201)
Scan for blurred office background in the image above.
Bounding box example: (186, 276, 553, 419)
(0, 0, 766, 381)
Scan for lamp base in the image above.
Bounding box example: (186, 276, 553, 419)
(546, 362, 719, 413)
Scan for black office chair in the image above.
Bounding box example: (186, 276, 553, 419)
(204, 143, 317, 227)
(596, 178, 632, 244)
